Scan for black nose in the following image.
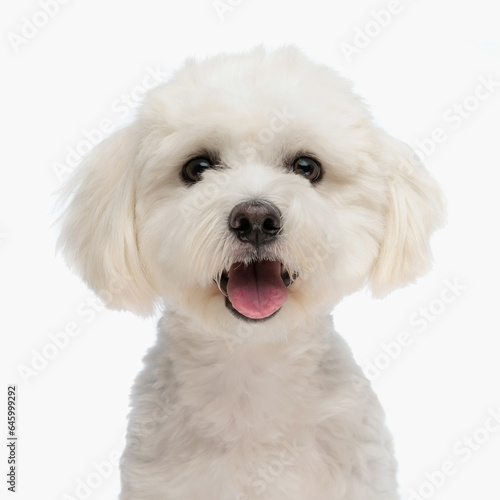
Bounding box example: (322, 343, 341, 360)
(229, 201, 281, 245)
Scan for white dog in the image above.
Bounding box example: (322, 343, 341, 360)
(58, 46, 444, 499)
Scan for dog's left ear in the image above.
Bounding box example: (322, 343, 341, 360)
(57, 124, 157, 315)
(369, 130, 446, 295)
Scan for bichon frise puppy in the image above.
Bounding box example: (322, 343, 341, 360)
(58, 46, 444, 499)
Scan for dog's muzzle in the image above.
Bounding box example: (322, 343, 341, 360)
(219, 201, 293, 321)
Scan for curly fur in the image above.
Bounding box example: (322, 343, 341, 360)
(58, 46, 445, 499)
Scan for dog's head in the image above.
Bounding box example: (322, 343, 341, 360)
(58, 46, 445, 333)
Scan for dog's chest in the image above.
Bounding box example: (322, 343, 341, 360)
(176, 341, 319, 440)
(156, 341, 334, 496)
(123, 325, 397, 499)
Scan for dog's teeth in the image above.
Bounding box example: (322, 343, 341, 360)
(281, 270, 291, 287)
(215, 272, 229, 297)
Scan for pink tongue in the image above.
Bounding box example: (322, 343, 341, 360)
(227, 261, 288, 319)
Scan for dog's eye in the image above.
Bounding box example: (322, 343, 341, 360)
(292, 157, 322, 182)
(182, 157, 213, 183)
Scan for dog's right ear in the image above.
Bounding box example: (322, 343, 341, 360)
(57, 125, 157, 316)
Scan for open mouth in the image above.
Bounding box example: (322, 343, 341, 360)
(218, 261, 296, 321)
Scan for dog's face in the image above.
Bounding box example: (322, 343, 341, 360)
(59, 47, 444, 334)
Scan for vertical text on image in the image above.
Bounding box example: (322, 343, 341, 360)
(6, 386, 17, 493)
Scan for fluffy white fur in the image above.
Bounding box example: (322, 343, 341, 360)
(58, 46, 445, 499)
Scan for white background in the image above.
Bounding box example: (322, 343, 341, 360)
(1, 1, 500, 499)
